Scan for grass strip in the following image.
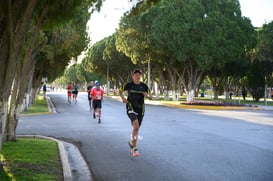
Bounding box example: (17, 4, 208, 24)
(0, 138, 63, 181)
(22, 95, 49, 115)
(150, 96, 273, 106)
(165, 102, 259, 110)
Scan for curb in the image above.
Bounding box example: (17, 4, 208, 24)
(46, 96, 57, 113)
(62, 142, 92, 181)
(17, 135, 73, 181)
(43, 96, 92, 180)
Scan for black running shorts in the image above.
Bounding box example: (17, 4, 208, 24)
(92, 100, 102, 109)
(127, 110, 144, 127)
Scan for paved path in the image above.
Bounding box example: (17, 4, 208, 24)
(18, 92, 273, 181)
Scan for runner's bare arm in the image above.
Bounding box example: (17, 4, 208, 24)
(119, 90, 128, 103)
(143, 92, 152, 100)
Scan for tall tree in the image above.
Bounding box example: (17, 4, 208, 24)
(104, 34, 136, 84)
(117, 0, 256, 102)
(0, 0, 103, 145)
(247, 58, 266, 101)
(247, 21, 273, 101)
(257, 22, 273, 77)
(203, 0, 256, 99)
(148, 0, 205, 100)
(0, 0, 38, 147)
(82, 38, 109, 83)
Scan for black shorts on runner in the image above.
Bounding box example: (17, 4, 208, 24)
(92, 100, 102, 109)
(127, 110, 144, 127)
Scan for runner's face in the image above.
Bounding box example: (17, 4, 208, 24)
(133, 73, 141, 83)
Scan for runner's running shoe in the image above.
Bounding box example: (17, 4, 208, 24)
(130, 147, 139, 157)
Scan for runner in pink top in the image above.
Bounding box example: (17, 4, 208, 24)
(90, 81, 104, 123)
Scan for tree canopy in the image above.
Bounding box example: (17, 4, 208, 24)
(115, 0, 256, 101)
(0, 0, 103, 146)
(75, 0, 270, 103)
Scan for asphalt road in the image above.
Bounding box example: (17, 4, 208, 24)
(18, 92, 273, 181)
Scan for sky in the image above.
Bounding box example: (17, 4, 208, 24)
(87, 0, 273, 45)
(240, 0, 273, 27)
(87, 0, 131, 44)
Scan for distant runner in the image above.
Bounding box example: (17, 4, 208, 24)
(72, 82, 79, 103)
(87, 81, 94, 111)
(90, 81, 104, 124)
(67, 83, 73, 104)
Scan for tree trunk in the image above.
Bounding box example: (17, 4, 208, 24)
(5, 42, 38, 141)
(154, 64, 166, 96)
(184, 62, 204, 103)
(5, 71, 20, 141)
(6, 106, 19, 141)
(166, 65, 177, 101)
(25, 66, 36, 110)
(0, 0, 37, 149)
(213, 87, 219, 100)
(0, 100, 9, 149)
(4, 2, 46, 141)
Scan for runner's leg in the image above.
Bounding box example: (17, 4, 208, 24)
(68, 94, 71, 104)
(92, 100, 96, 119)
(74, 94, 77, 103)
(131, 119, 139, 147)
(97, 108, 101, 123)
(89, 99, 91, 111)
